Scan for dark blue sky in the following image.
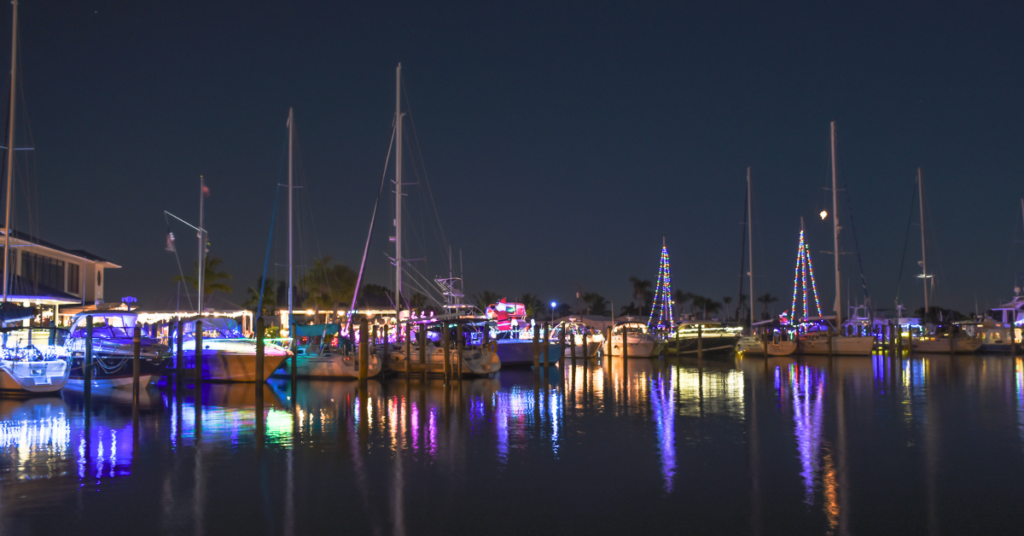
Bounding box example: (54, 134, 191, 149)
(4, 0, 1022, 315)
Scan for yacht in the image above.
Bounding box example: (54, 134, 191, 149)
(795, 322, 875, 355)
(171, 316, 290, 382)
(381, 316, 501, 375)
(956, 319, 1020, 353)
(64, 311, 170, 389)
(911, 326, 982, 354)
(551, 318, 603, 358)
(281, 323, 382, 379)
(610, 320, 657, 358)
(0, 326, 70, 393)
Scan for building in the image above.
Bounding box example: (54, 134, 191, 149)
(1, 228, 120, 325)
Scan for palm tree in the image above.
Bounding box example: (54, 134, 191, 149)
(757, 292, 778, 319)
(174, 256, 233, 299)
(629, 277, 653, 314)
(620, 302, 640, 316)
(582, 292, 609, 316)
(674, 290, 694, 317)
(705, 299, 723, 319)
(737, 293, 748, 323)
(517, 293, 545, 319)
(472, 290, 502, 310)
(299, 256, 356, 323)
(722, 296, 733, 321)
(242, 276, 277, 318)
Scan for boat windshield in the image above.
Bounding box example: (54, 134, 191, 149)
(614, 324, 648, 335)
(71, 314, 137, 339)
(184, 318, 243, 340)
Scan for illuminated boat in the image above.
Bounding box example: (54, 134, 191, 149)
(64, 311, 170, 390)
(657, 320, 742, 358)
(956, 319, 1020, 353)
(171, 316, 290, 382)
(381, 316, 501, 375)
(610, 320, 657, 358)
(0, 327, 70, 393)
(795, 325, 875, 356)
(736, 336, 797, 356)
(284, 323, 381, 379)
(550, 318, 602, 358)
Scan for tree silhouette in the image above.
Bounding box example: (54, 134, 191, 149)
(757, 292, 778, 319)
(174, 256, 232, 299)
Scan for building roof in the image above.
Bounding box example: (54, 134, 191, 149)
(5, 274, 81, 305)
(0, 228, 120, 267)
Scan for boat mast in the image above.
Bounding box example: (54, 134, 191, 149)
(918, 167, 928, 313)
(2, 0, 18, 303)
(747, 167, 753, 330)
(394, 64, 403, 314)
(830, 121, 842, 327)
(198, 176, 205, 313)
(287, 107, 294, 326)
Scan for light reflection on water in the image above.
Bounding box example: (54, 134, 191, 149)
(0, 354, 1024, 534)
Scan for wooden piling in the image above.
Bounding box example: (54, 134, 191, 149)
(569, 327, 576, 364)
(543, 322, 550, 367)
(697, 324, 703, 360)
(383, 324, 390, 363)
(605, 326, 612, 361)
(195, 320, 203, 387)
(176, 319, 184, 381)
(404, 321, 412, 378)
(132, 324, 141, 405)
(443, 321, 451, 380)
(456, 322, 464, 377)
(532, 323, 540, 369)
(85, 315, 93, 399)
(255, 317, 265, 388)
(359, 317, 369, 382)
(622, 326, 629, 360)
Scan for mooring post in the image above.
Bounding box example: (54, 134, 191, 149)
(543, 322, 551, 368)
(456, 322, 464, 377)
(605, 326, 612, 362)
(176, 319, 184, 382)
(569, 327, 576, 365)
(359, 317, 369, 383)
(84, 315, 93, 399)
(697, 324, 704, 360)
(827, 325, 834, 360)
(255, 317, 265, 388)
(674, 324, 680, 354)
(532, 323, 540, 369)
(761, 328, 768, 357)
(132, 324, 141, 404)
(443, 321, 451, 380)
(404, 321, 412, 378)
(195, 320, 204, 387)
(383, 324, 390, 363)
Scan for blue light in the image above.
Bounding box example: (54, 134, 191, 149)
(550, 302, 556, 308)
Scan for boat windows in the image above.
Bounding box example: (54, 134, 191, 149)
(71, 314, 137, 339)
(182, 317, 243, 340)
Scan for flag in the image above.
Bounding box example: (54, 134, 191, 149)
(202, 184, 211, 197)
(165, 231, 176, 252)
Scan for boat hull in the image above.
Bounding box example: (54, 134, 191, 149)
(382, 344, 502, 375)
(0, 360, 70, 394)
(912, 338, 983, 354)
(736, 337, 797, 356)
(279, 353, 383, 379)
(66, 355, 168, 390)
(797, 335, 875, 356)
(172, 350, 290, 382)
(610, 338, 656, 358)
(561, 342, 601, 358)
(658, 336, 740, 357)
(494, 340, 561, 366)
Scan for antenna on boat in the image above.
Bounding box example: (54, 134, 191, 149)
(2, 0, 18, 303)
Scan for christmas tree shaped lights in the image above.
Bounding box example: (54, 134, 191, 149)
(648, 238, 675, 332)
(790, 226, 822, 320)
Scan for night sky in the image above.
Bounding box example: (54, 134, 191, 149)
(3, 0, 1022, 316)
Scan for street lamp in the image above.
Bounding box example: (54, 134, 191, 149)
(550, 301, 556, 325)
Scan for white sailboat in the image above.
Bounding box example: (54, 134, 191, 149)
(0, 1, 70, 393)
(796, 123, 874, 356)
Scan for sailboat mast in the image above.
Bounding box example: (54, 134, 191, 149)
(394, 63, 403, 313)
(198, 176, 205, 313)
(830, 121, 842, 326)
(747, 167, 753, 330)
(918, 167, 928, 312)
(287, 107, 294, 323)
(2, 0, 18, 303)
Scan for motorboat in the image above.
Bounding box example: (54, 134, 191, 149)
(171, 316, 290, 382)
(550, 318, 602, 358)
(736, 335, 797, 356)
(381, 316, 501, 376)
(657, 320, 742, 358)
(910, 326, 982, 354)
(64, 311, 170, 390)
(609, 320, 657, 358)
(795, 326, 875, 356)
(956, 320, 1020, 353)
(281, 323, 381, 379)
(0, 326, 70, 394)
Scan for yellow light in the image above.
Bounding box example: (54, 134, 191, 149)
(819, 210, 828, 220)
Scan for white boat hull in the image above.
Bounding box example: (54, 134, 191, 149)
(289, 353, 382, 379)
(0, 360, 70, 394)
(797, 335, 875, 356)
(610, 338, 656, 358)
(382, 344, 501, 375)
(561, 342, 601, 358)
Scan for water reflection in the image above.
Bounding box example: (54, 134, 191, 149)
(0, 398, 70, 481)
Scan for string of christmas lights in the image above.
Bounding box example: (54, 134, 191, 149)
(789, 229, 822, 320)
(647, 242, 675, 332)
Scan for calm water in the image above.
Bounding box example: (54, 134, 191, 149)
(2, 354, 1024, 535)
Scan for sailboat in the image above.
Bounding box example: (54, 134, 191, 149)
(735, 168, 796, 356)
(795, 123, 874, 356)
(0, 1, 70, 393)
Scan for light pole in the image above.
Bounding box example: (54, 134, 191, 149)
(550, 301, 556, 325)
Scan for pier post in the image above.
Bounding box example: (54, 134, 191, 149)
(674, 324, 679, 354)
(404, 321, 411, 378)
(622, 326, 629, 361)
(443, 320, 451, 380)
(255, 317, 265, 389)
(456, 322, 464, 377)
(84, 315, 93, 399)
(359, 317, 369, 383)
(1010, 312, 1018, 357)
(383, 324, 390, 363)
(827, 326, 833, 359)
(372, 324, 378, 358)
(543, 322, 550, 368)
(132, 324, 141, 405)
(532, 323, 540, 369)
(761, 328, 768, 357)
(697, 324, 703, 360)
(176, 319, 183, 382)
(605, 326, 612, 362)
(569, 327, 575, 365)
(195, 320, 203, 387)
